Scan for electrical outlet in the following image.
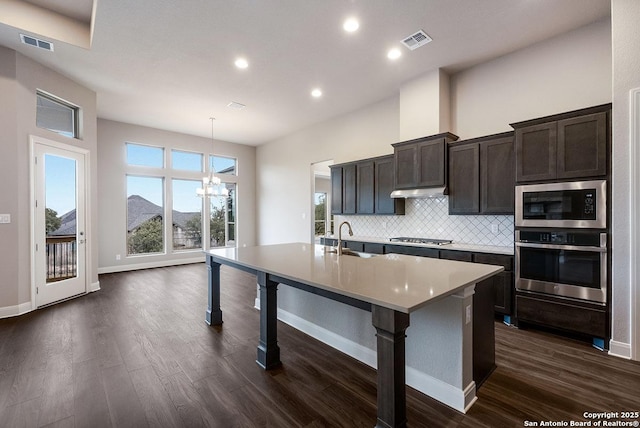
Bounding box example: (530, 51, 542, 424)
(0, 214, 10, 224)
(491, 223, 499, 234)
(115, 254, 121, 260)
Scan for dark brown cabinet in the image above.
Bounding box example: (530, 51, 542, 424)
(392, 133, 458, 190)
(449, 143, 480, 214)
(513, 105, 609, 183)
(356, 161, 374, 214)
(375, 156, 405, 215)
(321, 238, 514, 316)
(330, 156, 404, 215)
(343, 163, 357, 214)
(448, 132, 514, 215)
(474, 253, 513, 315)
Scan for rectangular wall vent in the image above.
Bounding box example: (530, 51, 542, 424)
(20, 34, 54, 52)
(401, 30, 432, 51)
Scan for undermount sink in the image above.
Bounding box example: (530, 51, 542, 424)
(325, 248, 377, 258)
(343, 250, 377, 258)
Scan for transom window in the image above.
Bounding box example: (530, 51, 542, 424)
(36, 91, 79, 139)
(126, 143, 164, 168)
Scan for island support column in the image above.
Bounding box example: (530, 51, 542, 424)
(206, 256, 223, 325)
(372, 305, 410, 428)
(256, 271, 281, 369)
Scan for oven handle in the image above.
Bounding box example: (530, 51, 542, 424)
(515, 241, 607, 252)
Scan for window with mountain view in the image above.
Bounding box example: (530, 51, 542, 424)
(126, 175, 165, 255)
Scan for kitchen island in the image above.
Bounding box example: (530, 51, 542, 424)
(205, 243, 503, 428)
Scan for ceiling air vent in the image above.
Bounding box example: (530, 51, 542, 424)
(20, 34, 54, 52)
(401, 30, 432, 51)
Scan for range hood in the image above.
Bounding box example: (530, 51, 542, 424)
(390, 186, 447, 199)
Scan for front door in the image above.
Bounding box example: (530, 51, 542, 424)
(33, 139, 87, 307)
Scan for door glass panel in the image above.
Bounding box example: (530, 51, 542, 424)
(314, 192, 327, 237)
(45, 154, 77, 283)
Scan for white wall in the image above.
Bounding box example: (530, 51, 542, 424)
(451, 19, 612, 140)
(97, 119, 256, 272)
(611, 0, 640, 359)
(256, 97, 399, 245)
(0, 47, 98, 314)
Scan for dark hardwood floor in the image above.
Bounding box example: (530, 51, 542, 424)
(1, 263, 639, 427)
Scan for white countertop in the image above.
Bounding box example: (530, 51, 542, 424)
(324, 235, 514, 256)
(206, 243, 503, 314)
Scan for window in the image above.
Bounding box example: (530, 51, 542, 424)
(210, 183, 236, 248)
(126, 143, 164, 168)
(172, 179, 202, 251)
(36, 92, 79, 138)
(127, 176, 164, 255)
(210, 155, 236, 176)
(172, 150, 202, 172)
(314, 193, 327, 237)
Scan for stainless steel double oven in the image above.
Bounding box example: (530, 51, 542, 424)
(515, 180, 608, 305)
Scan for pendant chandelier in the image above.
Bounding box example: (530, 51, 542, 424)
(196, 117, 229, 198)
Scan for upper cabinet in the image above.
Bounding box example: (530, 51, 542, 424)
(512, 105, 610, 183)
(392, 133, 459, 190)
(448, 132, 515, 215)
(330, 155, 404, 216)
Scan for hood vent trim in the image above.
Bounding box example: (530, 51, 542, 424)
(390, 187, 447, 199)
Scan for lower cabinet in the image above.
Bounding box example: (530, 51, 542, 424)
(473, 253, 513, 315)
(516, 293, 608, 339)
(319, 239, 514, 317)
(385, 244, 439, 258)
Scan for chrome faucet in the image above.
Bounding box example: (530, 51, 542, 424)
(336, 221, 353, 255)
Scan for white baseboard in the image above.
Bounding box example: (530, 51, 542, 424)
(276, 308, 377, 368)
(98, 257, 204, 274)
(0, 301, 33, 319)
(89, 281, 100, 292)
(276, 307, 473, 413)
(609, 340, 632, 360)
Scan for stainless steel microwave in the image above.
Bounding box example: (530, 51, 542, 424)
(515, 180, 606, 229)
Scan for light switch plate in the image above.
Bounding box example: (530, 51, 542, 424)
(0, 214, 10, 224)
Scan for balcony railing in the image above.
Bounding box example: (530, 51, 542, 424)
(46, 235, 77, 282)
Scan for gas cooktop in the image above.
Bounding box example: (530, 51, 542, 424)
(389, 237, 453, 246)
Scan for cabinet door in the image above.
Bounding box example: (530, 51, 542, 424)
(449, 143, 480, 214)
(557, 112, 607, 179)
(439, 249, 473, 262)
(481, 137, 514, 214)
(492, 272, 513, 315)
(417, 139, 446, 187)
(375, 157, 404, 215)
(515, 122, 557, 182)
(394, 145, 417, 189)
(330, 167, 343, 214)
(356, 161, 374, 214)
(343, 164, 357, 214)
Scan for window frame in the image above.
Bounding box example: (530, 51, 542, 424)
(36, 90, 80, 139)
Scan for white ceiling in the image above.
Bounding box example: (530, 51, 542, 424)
(0, 0, 610, 146)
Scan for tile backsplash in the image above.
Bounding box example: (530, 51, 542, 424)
(333, 197, 514, 247)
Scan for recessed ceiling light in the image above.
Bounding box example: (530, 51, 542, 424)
(387, 48, 402, 60)
(311, 88, 323, 98)
(234, 58, 249, 69)
(343, 18, 359, 33)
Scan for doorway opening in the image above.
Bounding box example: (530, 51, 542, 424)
(311, 160, 333, 243)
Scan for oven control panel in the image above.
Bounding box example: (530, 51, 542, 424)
(518, 230, 602, 247)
